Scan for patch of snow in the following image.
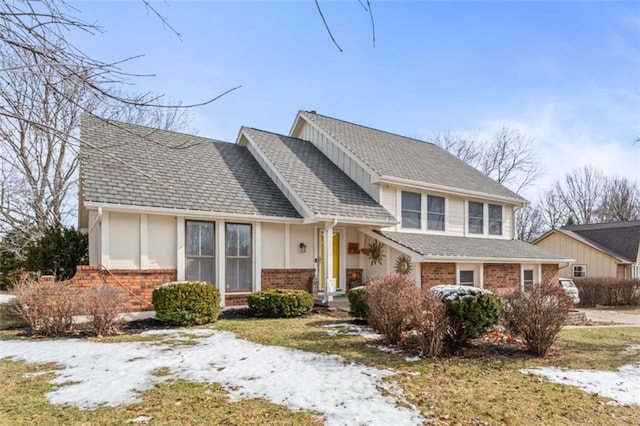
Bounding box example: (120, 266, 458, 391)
(0, 294, 15, 304)
(628, 345, 640, 351)
(366, 344, 420, 363)
(521, 366, 640, 406)
(428, 285, 491, 301)
(321, 323, 381, 340)
(126, 416, 152, 424)
(0, 329, 423, 425)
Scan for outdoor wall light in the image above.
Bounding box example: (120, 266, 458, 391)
(299, 242, 307, 253)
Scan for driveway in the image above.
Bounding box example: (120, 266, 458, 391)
(577, 309, 640, 326)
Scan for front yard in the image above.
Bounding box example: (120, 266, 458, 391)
(1, 312, 639, 425)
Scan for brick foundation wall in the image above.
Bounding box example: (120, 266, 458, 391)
(68, 265, 177, 311)
(483, 263, 520, 295)
(420, 263, 456, 289)
(541, 264, 559, 285)
(261, 268, 315, 292)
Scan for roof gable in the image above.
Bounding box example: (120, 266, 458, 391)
(296, 111, 526, 204)
(80, 116, 301, 219)
(241, 127, 397, 225)
(562, 221, 640, 263)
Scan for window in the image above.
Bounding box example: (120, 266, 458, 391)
(460, 270, 475, 286)
(523, 269, 534, 290)
(185, 221, 215, 283)
(468, 201, 484, 234)
(401, 191, 421, 229)
(573, 265, 586, 278)
(427, 195, 445, 231)
(226, 223, 252, 292)
(488, 204, 502, 235)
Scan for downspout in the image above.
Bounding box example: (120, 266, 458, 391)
(323, 219, 338, 304)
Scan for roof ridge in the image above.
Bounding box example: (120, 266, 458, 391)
(245, 126, 308, 143)
(563, 220, 640, 231)
(83, 114, 230, 145)
(301, 110, 437, 147)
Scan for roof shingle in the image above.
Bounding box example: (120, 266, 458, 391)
(300, 111, 526, 203)
(561, 221, 640, 263)
(244, 128, 397, 223)
(80, 116, 301, 218)
(377, 231, 571, 261)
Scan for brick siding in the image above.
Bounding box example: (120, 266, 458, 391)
(261, 268, 315, 292)
(420, 263, 456, 289)
(483, 263, 520, 295)
(541, 264, 559, 285)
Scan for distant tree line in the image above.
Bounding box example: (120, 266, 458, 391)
(434, 127, 639, 243)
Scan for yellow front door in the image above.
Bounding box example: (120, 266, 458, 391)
(318, 229, 342, 292)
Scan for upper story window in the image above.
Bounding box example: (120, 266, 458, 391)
(468, 201, 484, 234)
(573, 265, 586, 278)
(488, 204, 503, 235)
(401, 191, 421, 229)
(427, 195, 445, 231)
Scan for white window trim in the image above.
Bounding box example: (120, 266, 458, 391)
(400, 190, 422, 230)
(456, 263, 483, 288)
(426, 194, 447, 232)
(573, 264, 587, 278)
(488, 204, 503, 236)
(397, 188, 448, 234)
(465, 200, 505, 239)
(521, 264, 538, 291)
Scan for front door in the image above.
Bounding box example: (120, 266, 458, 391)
(317, 229, 343, 294)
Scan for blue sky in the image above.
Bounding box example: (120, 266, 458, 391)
(70, 1, 640, 200)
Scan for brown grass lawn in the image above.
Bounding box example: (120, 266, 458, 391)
(1, 312, 639, 425)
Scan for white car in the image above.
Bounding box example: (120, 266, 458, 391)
(559, 278, 580, 305)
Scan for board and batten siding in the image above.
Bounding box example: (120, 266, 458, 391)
(535, 233, 619, 278)
(261, 222, 286, 268)
(296, 122, 379, 202)
(147, 215, 176, 269)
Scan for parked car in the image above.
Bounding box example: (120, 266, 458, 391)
(559, 278, 580, 305)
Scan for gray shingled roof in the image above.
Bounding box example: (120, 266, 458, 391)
(80, 116, 301, 218)
(561, 221, 640, 263)
(244, 128, 397, 223)
(376, 230, 571, 261)
(300, 111, 526, 203)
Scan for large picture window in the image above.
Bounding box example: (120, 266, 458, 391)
(185, 221, 215, 283)
(401, 191, 421, 229)
(427, 195, 445, 231)
(488, 204, 502, 235)
(226, 223, 252, 293)
(468, 201, 484, 234)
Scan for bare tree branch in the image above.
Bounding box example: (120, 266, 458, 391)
(314, 0, 343, 52)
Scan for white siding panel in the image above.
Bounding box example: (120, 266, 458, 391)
(503, 207, 514, 240)
(290, 225, 315, 269)
(88, 210, 100, 266)
(261, 222, 285, 268)
(147, 215, 176, 269)
(447, 196, 465, 236)
(109, 212, 140, 269)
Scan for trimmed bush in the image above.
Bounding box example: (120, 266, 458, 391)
(82, 284, 127, 337)
(247, 289, 313, 318)
(430, 285, 503, 346)
(408, 290, 449, 357)
(10, 273, 79, 336)
(504, 283, 574, 356)
(364, 274, 418, 345)
(347, 286, 367, 319)
(574, 278, 640, 307)
(152, 281, 221, 326)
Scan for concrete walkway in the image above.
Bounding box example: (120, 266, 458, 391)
(576, 308, 640, 326)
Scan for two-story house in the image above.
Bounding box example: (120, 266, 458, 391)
(77, 111, 571, 309)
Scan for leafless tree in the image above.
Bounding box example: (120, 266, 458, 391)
(433, 124, 543, 194)
(537, 187, 570, 230)
(515, 204, 545, 242)
(596, 177, 640, 222)
(554, 165, 604, 225)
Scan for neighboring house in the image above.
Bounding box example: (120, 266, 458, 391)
(77, 111, 571, 309)
(534, 221, 640, 280)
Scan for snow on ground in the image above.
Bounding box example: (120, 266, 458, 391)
(521, 364, 640, 406)
(0, 294, 15, 304)
(0, 329, 423, 425)
(321, 322, 381, 340)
